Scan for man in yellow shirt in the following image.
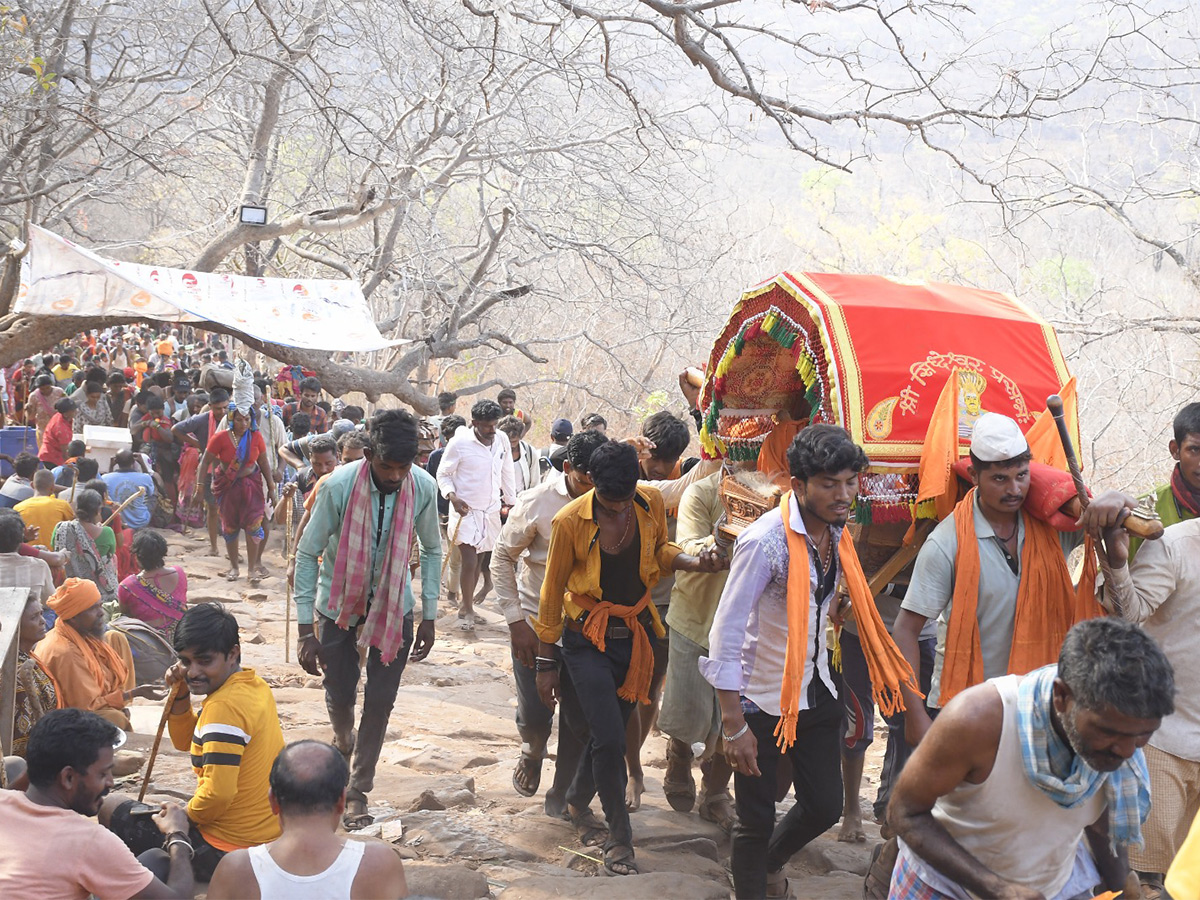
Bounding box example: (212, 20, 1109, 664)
(101, 603, 284, 881)
(15, 470, 75, 547)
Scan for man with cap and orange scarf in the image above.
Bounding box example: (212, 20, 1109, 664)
(701, 424, 919, 899)
(532, 441, 726, 878)
(892, 413, 1135, 750)
(35, 577, 166, 728)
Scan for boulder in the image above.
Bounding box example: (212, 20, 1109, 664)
(403, 861, 490, 899)
(499, 872, 728, 899)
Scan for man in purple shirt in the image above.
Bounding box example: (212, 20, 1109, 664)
(700, 424, 870, 899)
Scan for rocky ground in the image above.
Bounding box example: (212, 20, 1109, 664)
(121, 525, 886, 899)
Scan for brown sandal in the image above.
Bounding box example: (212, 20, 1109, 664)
(863, 836, 899, 899)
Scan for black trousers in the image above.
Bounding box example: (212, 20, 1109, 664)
(109, 799, 225, 882)
(561, 627, 647, 849)
(731, 681, 843, 899)
(512, 645, 589, 814)
(320, 611, 413, 802)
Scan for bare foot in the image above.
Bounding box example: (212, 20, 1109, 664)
(251, 565, 270, 579)
(625, 777, 644, 812)
(207, 546, 220, 557)
(838, 811, 866, 843)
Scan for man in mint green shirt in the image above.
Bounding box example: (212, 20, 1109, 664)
(293, 409, 441, 829)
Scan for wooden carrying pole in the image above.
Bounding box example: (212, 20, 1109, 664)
(284, 497, 293, 663)
(102, 487, 147, 528)
(1046, 394, 1163, 541)
(139, 682, 182, 802)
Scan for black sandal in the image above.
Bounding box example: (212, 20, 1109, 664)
(570, 808, 609, 847)
(601, 843, 638, 876)
(512, 750, 542, 798)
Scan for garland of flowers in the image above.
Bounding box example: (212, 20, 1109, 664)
(700, 306, 824, 460)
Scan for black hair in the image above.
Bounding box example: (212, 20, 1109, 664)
(34, 374, 52, 387)
(13, 452, 39, 478)
(54, 397, 76, 414)
(437, 391, 457, 412)
(84, 380, 103, 396)
(440, 414, 466, 442)
(588, 440, 639, 499)
(341, 405, 364, 422)
(497, 388, 517, 403)
(968, 448, 1033, 473)
(308, 435, 338, 458)
(107, 372, 127, 386)
(173, 602, 240, 656)
(1058, 618, 1175, 720)
(471, 399, 503, 423)
(269, 740, 349, 816)
(1174, 402, 1200, 445)
(75, 488, 103, 521)
(0, 510, 25, 552)
(132, 529, 168, 571)
(338, 430, 372, 453)
(65, 440, 86, 458)
(26, 709, 120, 789)
(298, 376, 322, 393)
(153, 371, 171, 388)
(368, 408, 420, 465)
(580, 412, 607, 431)
(209, 387, 230, 404)
(144, 394, 165, 412)
(59, 353, 73, 364)
(290, 412, 312, 438)
(786, 424, 869, 480)
(566, 431, 609, 474)
(316, 401, 332, 414)
(497, 415, 524, 440)
(84, 478, 107, 499)
(75, 459, 99, 482)
(642, 411, 690, 463)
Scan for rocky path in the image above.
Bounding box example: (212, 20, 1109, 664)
(123, 526, 884, 898)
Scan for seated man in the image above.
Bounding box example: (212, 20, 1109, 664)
(0, 708, 194, 899)
(102, 602, 285, 881)
(15, 469, 75, 547)
(102, 450, 158, 531)
(35, 578, 163, 728)
(0, 510, 54, 601)
(0, 452, 40, 508)
(206, 740, 408, 899)
(888, 618, 1175, 900)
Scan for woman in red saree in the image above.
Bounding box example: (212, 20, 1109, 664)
(206, 406, 276, 584)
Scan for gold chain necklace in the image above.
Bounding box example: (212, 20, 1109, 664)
(599, 506, 634, 554)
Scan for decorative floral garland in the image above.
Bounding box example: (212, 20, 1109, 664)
(700, 306, 824, 459)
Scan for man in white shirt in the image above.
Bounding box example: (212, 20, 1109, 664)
(0, 510, 54, 601)
(437, 400, 517, 631)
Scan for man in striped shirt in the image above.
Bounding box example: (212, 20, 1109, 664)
(102, 603, 284, 881)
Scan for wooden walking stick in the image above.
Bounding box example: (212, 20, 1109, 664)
(284, 495, 293, 663)
(139, 682, 182, 803)
(101, 486, 147, 528)
(1047, 394, 1163, 540)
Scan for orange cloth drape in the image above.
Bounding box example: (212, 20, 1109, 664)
(570, 591, 657, 705)
(1024, 377, 1078, 472)
(757, 419, 807, 491)
(777, 494, 919, 751)
(938, 489, 1100, 704)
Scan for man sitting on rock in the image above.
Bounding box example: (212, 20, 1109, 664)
(0, 708, 195, 899)
(101, 602, 285, 881)
(35, 578, 164, 729)
(206, 740, 408, 899)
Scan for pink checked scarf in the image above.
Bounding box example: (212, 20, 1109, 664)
(328, 460, 415, 664)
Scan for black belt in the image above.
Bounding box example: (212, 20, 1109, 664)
(564, 608, 653, 640)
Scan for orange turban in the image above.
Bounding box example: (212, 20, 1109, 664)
(47, 577, 102, 621)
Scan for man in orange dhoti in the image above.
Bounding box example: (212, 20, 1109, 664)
(35, 578, 165, 729)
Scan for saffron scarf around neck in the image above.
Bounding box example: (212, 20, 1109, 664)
(328, 460, 415, 664)
(45, 622, 128, 696)
(777, 493, 919, 752)
(570, 590, 658, 705)
(939, 489, 1100, 705)
(1017, 666, 1149, 848)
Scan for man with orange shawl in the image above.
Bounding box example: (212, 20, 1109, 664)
(892, 413, 1133, 749)
(701, 424, 918, 899)
(34, 577, 166, 728)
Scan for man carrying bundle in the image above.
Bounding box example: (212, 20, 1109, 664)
(701, 425, 919, 899)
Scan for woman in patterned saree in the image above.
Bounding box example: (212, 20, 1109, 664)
(52, 488, 119, 605)
(116, 529, 187, 640)
(14, 592, 59, 757)
(205, 404, 276, 584)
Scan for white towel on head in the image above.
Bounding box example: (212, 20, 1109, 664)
(232, 359, 255, 416)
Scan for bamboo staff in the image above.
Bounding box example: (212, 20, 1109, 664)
(102, 487, 146, 528)
(139, 682, 182, 802)
(284, 495, 293, 663)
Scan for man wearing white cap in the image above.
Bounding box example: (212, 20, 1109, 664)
(891, 412, 1131, 749)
